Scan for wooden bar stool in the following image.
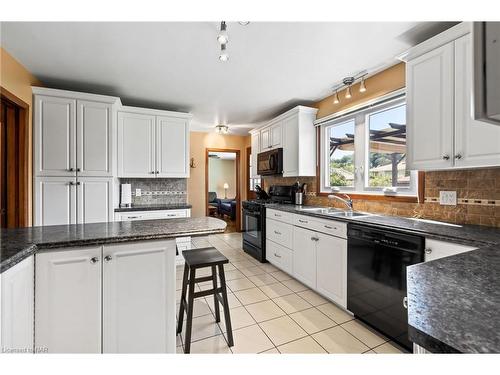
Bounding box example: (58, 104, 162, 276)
(176, 247, 234, 353)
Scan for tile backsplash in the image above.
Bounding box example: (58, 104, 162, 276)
(119, 178, 187, 206)
(262, 167, 500, 228)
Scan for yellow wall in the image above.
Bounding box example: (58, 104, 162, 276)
(314, 63, 405, 119)
(188, 132, 251, 219)
(0, 47, 42, 225)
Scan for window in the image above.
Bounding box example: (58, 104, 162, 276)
(321, 96, 417, 196)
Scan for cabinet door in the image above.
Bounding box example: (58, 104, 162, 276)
(316, 232, 347, 308)
(103, 240, 176, 353)
(406, 43, 454, 170)
(270, 122, 282, 148)
(424, 239, 477, 262)
(34, 95, 76, 176)
(260, 128, 271, 150)
(156, 116, 189, 177)
(35, 247, 102, 353)
(250, 133, 260, 178)
(1, 256, 34, 353)
(77, 100, 113, 176)
(77, 177, 113, 224)
(282, 115, 299, 176)
(34, 177, 77, 226)
(454, 34, 500, 168)
(292, 226, 317, 288)
(117, 112, 156, 177)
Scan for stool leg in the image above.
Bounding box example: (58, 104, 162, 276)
(184, 267, 196, 354)
(218, 264, 234, 347)
(176, 263, 189, 334)
(211, 265, 220, 323)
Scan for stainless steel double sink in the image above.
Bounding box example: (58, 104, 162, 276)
(295, 206, 372, 218)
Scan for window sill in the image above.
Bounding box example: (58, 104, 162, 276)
(316, 191, 420, 203)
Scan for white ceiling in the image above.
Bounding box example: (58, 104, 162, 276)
(0, 22, 456, 135)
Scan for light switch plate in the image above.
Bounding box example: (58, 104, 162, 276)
(135, 188, 142, 197)
(439, 191, 457, 206)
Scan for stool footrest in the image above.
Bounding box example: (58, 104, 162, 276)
(193, 287, 223, 299)
(191, 275, 213, 283)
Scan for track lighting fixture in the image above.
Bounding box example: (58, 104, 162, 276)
(331, 74, 368, 105)
(359, 76, 367, 93)
(333, 90, 340, 104)
(219, 44, 229, 62)
(217, 21, 229, 45)
(345, 85, 352, 99)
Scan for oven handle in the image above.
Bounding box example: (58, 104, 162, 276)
(242, 210, 261, 218)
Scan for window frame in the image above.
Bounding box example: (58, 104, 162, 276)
(319, 95, 419, 198)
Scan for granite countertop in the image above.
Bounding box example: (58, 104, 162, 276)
(266, 203, 500, 353)
(0, 217, 226, 273)
(114, 203, 192, 212)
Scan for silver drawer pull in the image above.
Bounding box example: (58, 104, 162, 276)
(274, 213, 282, 217)
(299, 219, 308, 223)
(274, 253, 281, 258)
(127, 216, 140, 219)
(274, 230, 281, 235)
(324, 225, 337, 230)
(311, 236, 319, 242)
(403, 296, 408, 309)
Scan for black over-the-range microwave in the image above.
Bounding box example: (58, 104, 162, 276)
(257, 148, 283, 176)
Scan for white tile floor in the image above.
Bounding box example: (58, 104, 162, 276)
(176, 232, 407, 354)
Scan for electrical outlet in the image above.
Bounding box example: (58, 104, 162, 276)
(439, 191, 457, 206)
(135, 188, 142, 197)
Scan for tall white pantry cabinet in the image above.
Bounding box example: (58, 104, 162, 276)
(33, 88, 119, 226)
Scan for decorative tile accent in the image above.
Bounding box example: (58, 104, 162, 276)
(425, 197, 500, 206)
(119, 178, 188, 205)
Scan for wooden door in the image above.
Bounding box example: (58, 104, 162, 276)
(34, 95, 76, 176)
(77, 100, 113, 176)
(156, 116, 189, 177)
(117, 111, 156, 177)
(102, 240, 176, 353)
(35, 247, 102, 353)
(406, 43, 455, 170)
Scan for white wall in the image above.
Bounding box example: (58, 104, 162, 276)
(208, 158, 236, 199)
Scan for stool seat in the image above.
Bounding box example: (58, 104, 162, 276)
(182, 247, 228, 268)
(177, 246, 234, 353)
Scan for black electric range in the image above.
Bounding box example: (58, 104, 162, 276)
(242, 185, 295, 262)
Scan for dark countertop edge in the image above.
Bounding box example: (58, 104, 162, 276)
(0, 227, 224, 274)
(114, 204, 193, 212)
(264, 204, 498, 248)
(408, 325, 460, 353)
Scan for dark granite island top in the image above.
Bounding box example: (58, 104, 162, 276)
(0, 217, 226, 273)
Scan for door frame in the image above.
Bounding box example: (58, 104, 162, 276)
(1, 86, 30, 227)
(205, 148, 241, 232)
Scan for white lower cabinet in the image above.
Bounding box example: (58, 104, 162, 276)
(292, 226, 317, 289)
(316, 232, 347, 308)
(35, 240, 176, 353)
(114, 208, 190, 222)
(35, 247, 102, 353)
(266, 239, 293, 275)
(424, 239, 477, 262)
(1, 256, 34, 353)
(102, 240, 176, 353)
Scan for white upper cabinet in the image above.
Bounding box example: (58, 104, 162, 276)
(454, 34, 500, 167)
(117, 107, 191, 178)
(250, 132, 260, 178)
(117, 111, 156, 177)
(77, 177, 113, 224)
(156, 115, 189, 177)
(404, 22, 500, 170)
(77, 100, 113, 176)
(34, 95, 77, 176)
(34, 176, 77, 226)
(406, 43, 454, 170)
(252, 106, 318, 177)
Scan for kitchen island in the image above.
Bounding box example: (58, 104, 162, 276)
(0, 217, 226, 353)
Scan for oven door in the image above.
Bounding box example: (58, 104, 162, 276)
(242, 209, 262, 248)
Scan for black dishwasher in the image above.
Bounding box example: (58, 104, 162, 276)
(347, 224, 424, 351)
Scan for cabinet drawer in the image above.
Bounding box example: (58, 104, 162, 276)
(115, 209, 190, 222)
(266, 208, 294, 224)
(294, 214, 347, 239)
(266, 239, 293, 275)
(266, 218, 293, 249)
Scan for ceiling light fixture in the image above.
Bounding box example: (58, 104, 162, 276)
(333, 90, 340, 104)
(219, 44, 229, 62)
(331, 73, 368, 105)
(215, 124, 229, 134)
(343, 77, 354, 99)
(217, 21, 229, 45)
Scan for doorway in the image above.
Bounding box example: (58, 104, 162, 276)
(205, 148, 240, 233)
(0, 87, 30, 228)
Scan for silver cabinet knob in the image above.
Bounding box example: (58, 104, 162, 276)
(156, 171, 159, 174)
(403, 296, 408, 309)
(69, 181, 75, 186)
(442, 154, 450, 160)
(90, 257, 99, 264)
(424, 248, 432, 254)
(454, 154, 462, 159)
(76, 168, 81, 172)
(68, 167, 74, 172)
(104, 255, 112, 262)
(150, 171, 155, 174)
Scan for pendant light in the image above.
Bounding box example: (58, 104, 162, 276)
(333, 90, 340, 104)
(217, 21, 229, 45)
(359, 76, 367, 93)
(345, 85, 352, 99)
(219, 44, 229, 62)
(343, 77, 354, 99)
